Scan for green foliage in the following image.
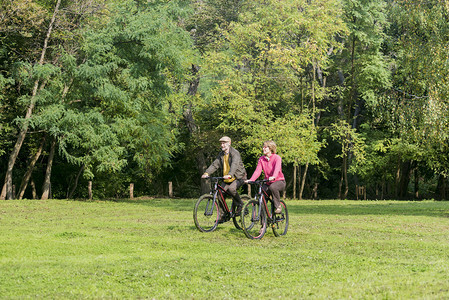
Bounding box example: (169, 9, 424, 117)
(2, 0, 449, 199)
(198, 0, 345, 166)
(67, 0, 195, 181)
(0, 0, 197, 198)
(328, 119, 366, 172)
(336, 0, 391, 109)
(243, 113, 322, 166)
(358, 0, 449, 184)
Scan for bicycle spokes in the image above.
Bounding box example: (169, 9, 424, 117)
(241, 200, 267, 239)
(194, 195, 219, 232)
(271, 200, 288, 237)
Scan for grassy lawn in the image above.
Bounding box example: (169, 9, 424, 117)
(1, 198, 449, 299)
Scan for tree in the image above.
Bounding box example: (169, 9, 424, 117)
(328, 120, 366, 199)
(197, 0, 345, 198)
(1, 0, 63, 200)
(370, 0, 449, 198)
(1, 0, 195, 199)
(326, 0, 390, 198)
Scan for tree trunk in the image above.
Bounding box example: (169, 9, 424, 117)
(293, 165, 297, 199)
(339, 169, 343, 200)
(312, 63, 316, 116)
(30, 178, 37, 199)
(398, 160, 411, 199)
(438, 175, 447, 200)
(17, 136, 46, 200)
(1, 0, 62, 200)
(414, 167, 419, 199)
(67, 165, 84, 199)
(88, 181, 93, 200)
(343, 155, 349, 199)
(340, 154, 349, 199)
(299, 163, 309, 200)
(184, 64, 209, 194)
(183, 105, 209, 194)
(41, 138, 56, 200)
(395, 158, 401, 198)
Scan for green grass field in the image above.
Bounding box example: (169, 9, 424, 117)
(1, 198, 449, 299)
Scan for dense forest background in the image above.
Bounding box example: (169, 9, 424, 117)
(1, 0, 449, 200)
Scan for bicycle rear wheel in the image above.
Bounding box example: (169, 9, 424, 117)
(272, 200, 288, 237)
(193, 194, 219, 232)
(232, 194, 251, 230)
(241, 200, 267, 239)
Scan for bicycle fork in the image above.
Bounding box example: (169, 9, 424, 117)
(204, 192, 218, 217)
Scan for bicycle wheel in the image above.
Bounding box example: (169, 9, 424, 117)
(193, 194, 219, 232)
(241, 200, 267, 240)
(232, 194, 251, 230)
(272, 200, 289, 237)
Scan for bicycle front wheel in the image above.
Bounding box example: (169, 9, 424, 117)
(272, 200, 289, 237)
(193, 194, 219, 232)
(233, 194, 251, 230)
(241, 200, 267, 240)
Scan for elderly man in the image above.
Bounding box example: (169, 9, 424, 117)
(202, 136, 247, 219)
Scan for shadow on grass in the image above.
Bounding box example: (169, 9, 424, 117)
(99, 197, 194, 211)
(287, 201, 449, 218)
(67, 198, 449, 218)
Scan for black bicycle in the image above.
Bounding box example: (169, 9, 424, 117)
(241, 179, 289, 239)
(194, 177, 250, 232)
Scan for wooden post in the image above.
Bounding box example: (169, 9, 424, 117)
(88, 181, 92, 200)
(168, 181, 173, 198)
(247, 183, 251, 197)
(356, 185, 366, 200)
(130, 183, 134, 199)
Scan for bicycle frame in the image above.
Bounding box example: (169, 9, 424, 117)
(254, 180, 275, 222)
(210, 177, 235, 216)
(194, 177, 250, 232)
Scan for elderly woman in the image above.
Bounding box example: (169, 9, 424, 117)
(247, 140, 286, 213)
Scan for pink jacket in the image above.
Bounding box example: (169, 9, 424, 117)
(249, 154, 285, 184)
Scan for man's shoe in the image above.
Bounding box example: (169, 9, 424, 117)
(275, 206, 282, 214)
(235, 204, 243, 215)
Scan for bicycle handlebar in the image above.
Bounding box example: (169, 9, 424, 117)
(203, 176, 225, 181)
(246, 179, 270, 185)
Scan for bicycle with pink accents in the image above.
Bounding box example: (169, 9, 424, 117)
(241, 179, 289, 240)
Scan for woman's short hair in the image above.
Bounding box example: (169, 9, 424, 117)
(263, 140, 277, 154)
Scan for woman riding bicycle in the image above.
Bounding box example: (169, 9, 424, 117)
(246, 140, 285, 214)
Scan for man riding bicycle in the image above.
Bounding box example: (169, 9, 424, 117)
(201, 136, 247, 221)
